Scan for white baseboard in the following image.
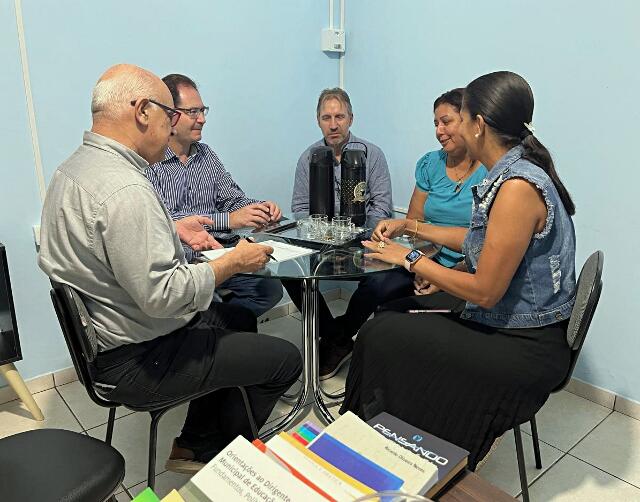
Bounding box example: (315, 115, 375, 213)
(6, 289, 637, 423)
(4, 368, 636, 421)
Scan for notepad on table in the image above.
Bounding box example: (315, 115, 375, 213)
(201, 240, 316, 262)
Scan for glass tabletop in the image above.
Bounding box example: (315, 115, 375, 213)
(229, 214, 441, 280)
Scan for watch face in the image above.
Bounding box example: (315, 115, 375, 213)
(406, 249, 422, 263)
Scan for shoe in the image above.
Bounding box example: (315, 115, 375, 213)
(319, 338, 354, 380)
(165, 439, 206, 474)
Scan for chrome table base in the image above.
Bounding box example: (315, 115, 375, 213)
(259, 278, 339, 438)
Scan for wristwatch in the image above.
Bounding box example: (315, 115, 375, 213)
(404, 249, 425, 272)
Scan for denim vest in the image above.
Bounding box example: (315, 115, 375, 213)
(460, 146, 576, 328)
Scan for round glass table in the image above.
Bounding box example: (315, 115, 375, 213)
(232, 216, 441, 435)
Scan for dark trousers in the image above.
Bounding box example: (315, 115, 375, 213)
(93, 302, 302, 455)
(282, 267, 415, 345)
(218, 275, 283, 317)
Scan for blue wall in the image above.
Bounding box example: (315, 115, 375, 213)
(3, 0, 639, 404)
(1, 0, 336, 383)
(344, 0, 640, 401)
(0, 0, 68, 384)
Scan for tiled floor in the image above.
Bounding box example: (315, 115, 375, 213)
(2, 300, 640, 500)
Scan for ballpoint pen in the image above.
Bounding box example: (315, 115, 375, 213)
(244, 236, 277, 261)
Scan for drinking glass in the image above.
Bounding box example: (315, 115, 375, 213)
(297, 219, 317, 239)
(309, 214, 328, 229)
(332, 216, 352, 240)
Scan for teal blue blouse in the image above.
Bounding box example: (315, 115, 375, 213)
(415, 150, 488, 267)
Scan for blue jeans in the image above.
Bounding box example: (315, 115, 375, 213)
(217, 275, 283, 317)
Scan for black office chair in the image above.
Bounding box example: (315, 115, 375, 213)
(513, 250, 604, 502)
(49, 281, 259, 490)
(0, 428, 125, 501)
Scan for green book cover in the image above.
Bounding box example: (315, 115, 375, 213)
(131, 487, 161, 502)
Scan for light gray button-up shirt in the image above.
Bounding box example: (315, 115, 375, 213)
(38, 131, 216, 350)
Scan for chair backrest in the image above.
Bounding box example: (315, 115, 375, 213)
(50, 281, 116, 408)
(557, 250, 604, 391)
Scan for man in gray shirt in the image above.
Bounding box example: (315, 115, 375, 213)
(38, 64, 301, 473)
(285, 88, 394, 380)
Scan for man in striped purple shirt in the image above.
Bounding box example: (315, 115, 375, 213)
(146, 74, 283, 317)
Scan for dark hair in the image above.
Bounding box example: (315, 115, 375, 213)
(433, 87, 464, 113)
(317, 87, 353, 116)
(463, 71, 575, 215)
(162, 74, 198, 107)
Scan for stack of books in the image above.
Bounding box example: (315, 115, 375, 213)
(188, 412, 469, 501)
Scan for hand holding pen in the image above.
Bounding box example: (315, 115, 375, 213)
(244, 236, 277, 262)
(223, 238, 275, 272)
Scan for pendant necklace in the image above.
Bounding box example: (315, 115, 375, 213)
(453, 160, 474, 193)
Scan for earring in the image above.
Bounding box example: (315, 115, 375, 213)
(474, 133, 480, 138)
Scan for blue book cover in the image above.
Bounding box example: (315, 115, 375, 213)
(308, 432, 404, 492)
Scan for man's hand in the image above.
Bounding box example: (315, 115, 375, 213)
(263, 200, 282, 223)
(207, 238, 273, 287)
(175, 216, 223, 251)
(229, 203, 271, 229)
(228, 239, 273, 273)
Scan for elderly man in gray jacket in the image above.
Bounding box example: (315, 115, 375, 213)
(38, 64, 301, 473)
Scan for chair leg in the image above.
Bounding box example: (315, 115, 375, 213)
(514, 425, 530, 502)
(237, 386, 259, 439)
(105, 407, 117, 445)
(530, 416, 542, 469)
(147, 411, 163, 490)
(0, 363, 44, 421)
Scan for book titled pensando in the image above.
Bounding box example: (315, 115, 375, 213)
(366, 412, 469, 498)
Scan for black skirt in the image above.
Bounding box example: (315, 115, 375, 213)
(339, 292, 571, 470)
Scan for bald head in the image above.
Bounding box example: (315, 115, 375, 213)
(91, 64, 168, 121)
(90, 64, 176, 164)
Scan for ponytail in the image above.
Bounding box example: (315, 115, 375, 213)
(464, 71, 576, 216)
(520, 134, 575, 216)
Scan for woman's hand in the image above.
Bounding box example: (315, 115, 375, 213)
(372, 219, 408, 241)
(362, 237, 409, 266)
(414, 275, 440, 295)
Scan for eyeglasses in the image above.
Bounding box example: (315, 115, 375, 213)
(175, 106, 210, 120)
(149, 99, 182, 126)
(131, 99, 181, 127)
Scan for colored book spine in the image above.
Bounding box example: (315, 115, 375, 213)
(252, 439, 335, 501)
(308, 433, 404, 492)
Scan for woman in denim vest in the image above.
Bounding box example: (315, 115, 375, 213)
(340, 71, 577, 470)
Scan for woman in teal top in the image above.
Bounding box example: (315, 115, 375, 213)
(406, 88, 487, 291)
(414, 149, 487, 267)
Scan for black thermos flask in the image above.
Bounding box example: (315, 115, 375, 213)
(340, 145, 367, 226)
(309, 146, 335, 219)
